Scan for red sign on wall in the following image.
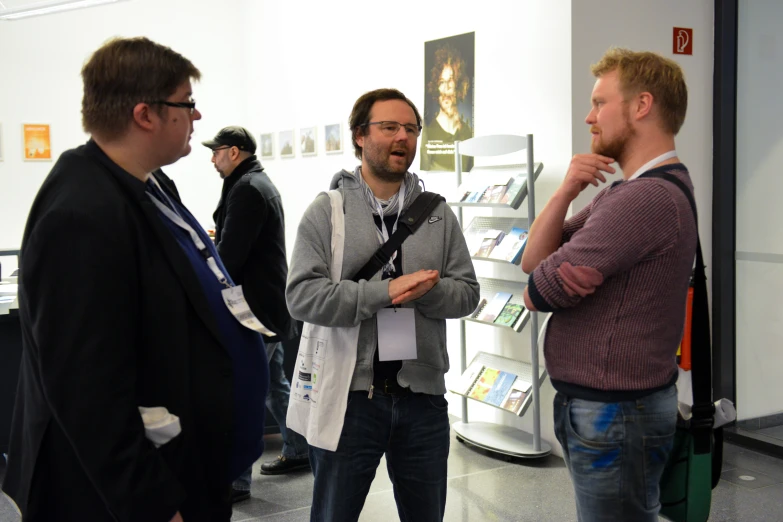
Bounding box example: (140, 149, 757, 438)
(673, 27, 693, 55)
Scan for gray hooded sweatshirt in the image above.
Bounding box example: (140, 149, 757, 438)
(286, 169, 480, 395)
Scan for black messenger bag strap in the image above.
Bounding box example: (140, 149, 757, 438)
(351, 191, 445, 283)
(641, 171, 715, 457)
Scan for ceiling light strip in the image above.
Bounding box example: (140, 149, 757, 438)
(0, 0, 124, 21)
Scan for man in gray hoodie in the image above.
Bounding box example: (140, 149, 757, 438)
(286, 88, 479, 522)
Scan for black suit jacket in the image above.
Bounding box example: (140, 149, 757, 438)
(152, 167, 181, 199)
(2, 141, 234, 522)
(214, 157, 295, 343)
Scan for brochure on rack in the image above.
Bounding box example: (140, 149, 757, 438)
(453, 167, 532, 209)
(450, 359, 533, 416)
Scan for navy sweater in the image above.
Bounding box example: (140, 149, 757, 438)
(146, 179, 268, 481)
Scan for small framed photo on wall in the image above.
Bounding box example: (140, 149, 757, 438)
(260, 133, 275, 160)
(325, 123, 343, 154)
(279, 130, 295, 159)
(299, 126, 317, 157)
(23, 123, 52, 161)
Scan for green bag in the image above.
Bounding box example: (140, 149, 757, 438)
(659, 426, 723, 522)
(643, 172, 722, 522)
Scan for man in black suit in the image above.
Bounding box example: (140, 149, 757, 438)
(204, 126, 308, 504)
(1, 37, 269, 522)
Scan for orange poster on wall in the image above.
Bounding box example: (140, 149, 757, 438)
(23, 124, 52, 161)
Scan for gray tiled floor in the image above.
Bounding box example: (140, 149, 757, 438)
(756, 424, 783, 441)
(3, 425, 783, 521)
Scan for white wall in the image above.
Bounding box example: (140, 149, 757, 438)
(240, 0, 573, 260)
(0, 0, 249, 249)
(735, 0, 783, 420)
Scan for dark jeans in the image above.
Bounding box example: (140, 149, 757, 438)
(554, 386, 678, 522)
(309, 390, 450, 522)
(233, 341, 308, 490)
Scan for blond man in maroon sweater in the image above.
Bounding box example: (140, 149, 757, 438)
(523, 49, 697, 521)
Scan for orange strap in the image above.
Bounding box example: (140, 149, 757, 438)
(678, 286, 694, 370)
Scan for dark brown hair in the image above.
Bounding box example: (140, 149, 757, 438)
(427, 45, 470, 101)
(81, 37, 201, 140)
(349, 88, 422, 160)
(591, 48, 688, 135)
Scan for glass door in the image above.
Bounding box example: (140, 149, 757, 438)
(733, 0, 783, 448)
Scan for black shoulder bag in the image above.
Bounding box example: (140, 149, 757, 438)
(641, 171, 722, 522)
(351, 191, 445, 283)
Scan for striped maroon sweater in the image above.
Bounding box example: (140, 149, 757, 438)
(527, 164, 698, 400)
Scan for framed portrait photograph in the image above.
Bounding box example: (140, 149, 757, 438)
(324, 123, 343, 154)
(279, 130, 295, 159)
(299, 126, 317, 157)
(260, 132, 275, 160)
(23, 123, 52, 161)
(421, 31, 475, 172)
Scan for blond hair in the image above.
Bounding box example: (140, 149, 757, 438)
(591, 48, 687, 135)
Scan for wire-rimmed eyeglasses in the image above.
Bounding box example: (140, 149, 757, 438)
(363, 121, 422, 137)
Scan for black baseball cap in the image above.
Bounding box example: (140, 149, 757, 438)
(202, 126, 257, 154)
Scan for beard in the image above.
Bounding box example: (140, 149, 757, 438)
(366, 157, 407, 183)
(591, 109, 635, 161)
(362, 138, 413, 183)
(591, 129, 633, 160)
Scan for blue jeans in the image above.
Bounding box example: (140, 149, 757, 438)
(309, 390, 450, 522)
(554, 386, 678, 522)
(233, 341, 309, 490)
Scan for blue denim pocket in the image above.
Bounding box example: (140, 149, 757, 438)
(565, 399, 624, 500)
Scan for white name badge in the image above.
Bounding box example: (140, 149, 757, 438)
(221, 285, 275, 336)
(377, 308, 417, 361)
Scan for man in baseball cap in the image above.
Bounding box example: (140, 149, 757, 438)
(202, 125, 257, 161)
(203, 126, 308, 503)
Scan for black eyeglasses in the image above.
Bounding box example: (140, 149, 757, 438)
(363, 121, 422, 137)
(211, 146, 231, 157)
(151, 99, 197, 115)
